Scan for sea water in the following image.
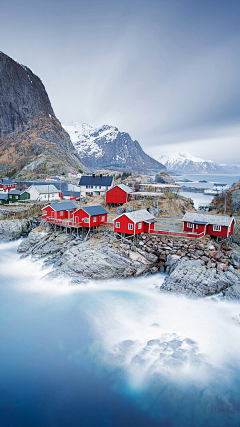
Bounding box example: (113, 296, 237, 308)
(1, 241, 240, 427)
(177, 173, 240, 209)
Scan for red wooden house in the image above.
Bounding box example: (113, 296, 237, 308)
(182, 212, 235, 238)
(113, 209, 155, 235)
(0, 178, 16, 193)
(73, 205, 109, 228)
(106, 184, 132, 205)
(42, 201, 78, 221)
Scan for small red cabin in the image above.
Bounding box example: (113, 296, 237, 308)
(73, 205, 109, 228)
(42, 201, 78, 220)
(106, 184, 132, 205)
(182, 212, 235, 238)
(114, 209, 155, 235)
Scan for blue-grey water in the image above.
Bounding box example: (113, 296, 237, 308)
(176, 174, 240, 209)
(1, 241, 240, 427)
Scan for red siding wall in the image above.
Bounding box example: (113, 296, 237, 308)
(114, 215, 135, 234)
(106, 186, 131, 204)
(73, 209, 90, 227)
(73, 209, 107, 227)
(114, 215, 153, 235)
(183, 222, 194, 232)
(206, 224, 228, 238)
(193, 224, 205, 234)
(42, 206, 76, 220)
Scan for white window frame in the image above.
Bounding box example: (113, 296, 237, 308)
(187, 222, 193, 228)
(101, 215, 105, 221)
(84, 217, 89, 223)
(138, 222, 142, 229)
(60, 210, 64, 216)
(213, 225, 221, 232)
(93, 217, 97, 222)
(115, 222, 120, 228)
(128, 223, 133, 230)
(195, 224, 198, 229)
(43, 211, 47, 216)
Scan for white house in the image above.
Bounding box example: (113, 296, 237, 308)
(27, 185, 60, 201)
(79, 174, 114, 197)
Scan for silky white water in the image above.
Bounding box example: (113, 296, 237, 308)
(1, 240, 240, 427)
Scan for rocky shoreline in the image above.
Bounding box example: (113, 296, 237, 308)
(15, 221, 240, 300)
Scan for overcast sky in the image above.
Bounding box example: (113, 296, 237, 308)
(1, 0, 240, 164)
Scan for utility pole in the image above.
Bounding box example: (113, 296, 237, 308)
(224, 191, 227, 215)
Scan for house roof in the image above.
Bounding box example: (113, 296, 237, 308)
(8, 190, 23, 195)
(114, 208, 154, 223)
(113, 184, 133, 194)
(182, 212, 234, 227)
(44, 201, 78, 212)
(61, 190, 79, 197)
(74, 205, 109, 216)
(30, 185, 59, 194)
(0, 179, 16, 185)
(0, 194, 8, 200)
(79, 175, 113, 187)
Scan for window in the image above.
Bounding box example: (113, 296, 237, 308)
(60, 211, 64, 216)
(9, 195, 12, 198)
(95, 186, 98, 189)
(213, 225, 221, 232)
(43, 211, 47, 216)
(138, 222, 142, 229)
(91, 186, 93, 189)
(99, 186, 101, 189)
(101, 215, 105, 221)
(195, 224, 198, 229)
(187, 222, 193, 228)
(16, 195, 18, 199)
(93, 217, 97, 222)
(115, 222, 120, 228)
(84, 217, 89, 223)
(128, 223, 133, 230)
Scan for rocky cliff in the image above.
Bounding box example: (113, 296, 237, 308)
(0, 52, 87, 177)
(64, 122, 166, 173)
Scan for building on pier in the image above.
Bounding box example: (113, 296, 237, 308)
(113, 209, 155, 235)
(182, 212, 235, 238)
(73, 205, 109, 227)
(106, 184, 132, 205)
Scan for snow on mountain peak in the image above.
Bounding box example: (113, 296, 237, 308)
(63, 122, 166, 171)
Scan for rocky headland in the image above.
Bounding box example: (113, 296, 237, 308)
(16, 222, 240, 300)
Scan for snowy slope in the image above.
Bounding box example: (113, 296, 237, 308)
(159, 153, 224, 174)
(63, 122, 166, 172)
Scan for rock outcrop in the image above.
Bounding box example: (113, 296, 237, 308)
(17, 223, 240, 299)
(0, 218, 33, 240)
(0, 52, 87, 177)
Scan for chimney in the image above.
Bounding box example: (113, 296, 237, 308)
(92, 173, 95, 178)
(100, 174, 102, 178)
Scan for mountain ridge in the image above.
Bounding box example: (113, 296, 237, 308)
(0, 52, 88, 178)
(160, 153, 240, 174)
(64, 122, 166, 173)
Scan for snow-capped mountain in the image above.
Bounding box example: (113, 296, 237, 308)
(63, 122, 166, 172)
(159, 153, 226, 174)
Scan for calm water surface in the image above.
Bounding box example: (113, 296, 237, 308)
(1, 241, 240, 427)
(177, 173, 240, 209)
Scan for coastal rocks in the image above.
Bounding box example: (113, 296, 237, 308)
(17, 229, 155, 282)
(0, 218, 32, 241)
(161, 258, 239, 297)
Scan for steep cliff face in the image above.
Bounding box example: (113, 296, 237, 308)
(0, 52, 87, 177)
(64, 122, 166, 173)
